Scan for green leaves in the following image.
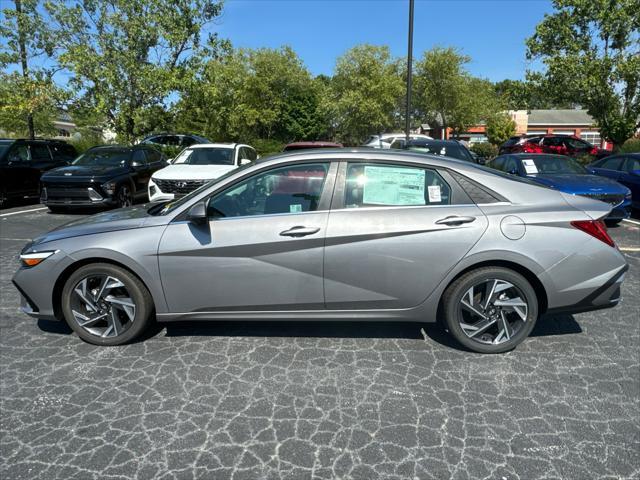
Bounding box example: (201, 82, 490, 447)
(527, 0, 640, 145)
(486, 112, 517, 146)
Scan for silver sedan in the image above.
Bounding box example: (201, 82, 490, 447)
(13, 149, 628, 353)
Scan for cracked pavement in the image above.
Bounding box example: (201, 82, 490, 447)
(1, 205, 639, 479)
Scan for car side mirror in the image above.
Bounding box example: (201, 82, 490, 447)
(240, 158, 252, 166)
(187, 201, 207, 223)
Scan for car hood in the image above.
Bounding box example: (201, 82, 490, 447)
(42, 164, 130, 180)
(152, 164, 237, 181)
(527, 173, 628, 194)
(29, 204, 159, 247)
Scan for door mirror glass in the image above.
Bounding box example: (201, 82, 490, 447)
(187, 201, 207, 223)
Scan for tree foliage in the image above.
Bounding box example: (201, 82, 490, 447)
(414, 47, 499, 137)
(486, 112, 517, 146)
(0, 0, 60, 138)
(329, 45, 404, 145)
(45, 0, 225, 143)
(527, 0, 640, 145)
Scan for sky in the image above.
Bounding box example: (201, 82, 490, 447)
(213, 0, 554, 81)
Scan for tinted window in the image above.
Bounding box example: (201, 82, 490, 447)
(145, 148, 162, 163)
(51, 143, 77, 161)
(181, 136, 197, 147)
(344, 163, 451, 208)
(208, 163, 329, 218)
(542, 137, 564, 147)
(598, 157, 623, 170)
(30, 144, 51, 161)
(0, 142, 11, 158)
(490, 156, 506, 171)
(173, 148, 234, 165)
(502, 137, 522, 147)
(246, 147, 257, 161)
(563, 137, 590, 150)
(132, 150, 147, 165)
(503, 157, 519, 174)
(73, 149, 131, 166)
(624, 156, 640, 172)
(7, 145, 29, 162)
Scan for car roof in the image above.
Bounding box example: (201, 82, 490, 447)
(186, 143, 241, 149)
(284, 141, 343, 149)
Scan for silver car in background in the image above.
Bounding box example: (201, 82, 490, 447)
(13, 149, 627, 353)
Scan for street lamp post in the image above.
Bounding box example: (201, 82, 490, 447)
(405, 0, 415, 142)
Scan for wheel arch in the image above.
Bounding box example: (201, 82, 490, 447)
(438, 259, 549, 317)
(52, 257, 158, 321)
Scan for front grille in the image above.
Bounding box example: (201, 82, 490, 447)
(579, 193, 625, 207)
(46, 186, 91, 201)
(154, 178, 208, 195)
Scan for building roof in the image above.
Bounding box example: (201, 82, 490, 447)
(528, 109, 594, 126)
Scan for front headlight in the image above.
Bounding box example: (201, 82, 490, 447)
(624, 189, 632, 200)
(20, 250, 57, 267)
(102, 181, 116, 195)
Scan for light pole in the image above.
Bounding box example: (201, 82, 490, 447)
(405, 0, 415, 142)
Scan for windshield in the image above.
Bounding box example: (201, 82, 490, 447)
(73, 149, 130, 167)
(524, 155, 587, 174)
(173, 147, 234, 165)
(466, 162, 550, 188)
(153, 161, 254, 215)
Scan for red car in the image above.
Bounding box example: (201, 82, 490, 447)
(499, 134, 610, 159)
(283, 141, 343, 151)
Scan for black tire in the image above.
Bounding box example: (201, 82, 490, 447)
(116, 184, 133, 208)
(48, 206, 67, 214)
(605, 219, 621, 227)
(61, 263, 153, 346)
(442, 267, 538, 354)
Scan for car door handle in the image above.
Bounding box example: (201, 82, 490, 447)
(280, 226, 321, 237)
(435, 215, 476, 226)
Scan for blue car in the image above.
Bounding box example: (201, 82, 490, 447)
(488, 153, 632, 224)
(589, 153, 640, 210)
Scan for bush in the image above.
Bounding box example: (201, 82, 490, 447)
(152, 144, 184, 160)
(69, 135, 106, 154)
(470, 142, 498, 160)
(575, 153, 596, 166)
(620, 137, 640, 153)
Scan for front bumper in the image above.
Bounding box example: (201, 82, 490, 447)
(41, 186, 117, 208)
(148, 181, 175, 202)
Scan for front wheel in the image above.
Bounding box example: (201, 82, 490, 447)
(442, 267, 538, 353)
(116, 184, 133, 208)
(61, 263, 153, 346)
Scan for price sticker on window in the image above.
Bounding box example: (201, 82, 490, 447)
(428, 185, 442, 203)
(522, 159, 539, 174)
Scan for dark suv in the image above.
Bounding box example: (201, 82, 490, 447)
(0, 139, 77, 207)
(499, 134, 610, 159)
(40, 145, 166, 212)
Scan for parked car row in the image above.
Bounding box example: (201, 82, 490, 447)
(499, 134, 610, 159)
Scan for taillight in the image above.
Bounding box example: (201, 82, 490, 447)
(590, 147, 598, 155)
(570, 220, 615, 248)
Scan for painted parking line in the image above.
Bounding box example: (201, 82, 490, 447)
(0, 207, 48, 217)
(622, 218, 640, 226)
(619, 247, 640, 252)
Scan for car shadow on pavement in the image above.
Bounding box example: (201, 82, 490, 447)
(37, 315, 582, 351)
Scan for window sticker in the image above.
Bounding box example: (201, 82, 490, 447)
(362, 166, 426, 205)
(522, 159, 538, 174)
(428, 185, 442, 203)
(289, 204, 302, 213)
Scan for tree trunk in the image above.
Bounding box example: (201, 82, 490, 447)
(15, 0, 35, 139)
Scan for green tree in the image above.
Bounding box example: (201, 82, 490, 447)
(414, 47, 499, 137)
(486, 112, 517, 146)
(0, 0, 60, 138)
(173, 46, 325, 143)
(329, 44, 404, 145)
(527, 0, 640, 146)
(46, 0, 225, 143)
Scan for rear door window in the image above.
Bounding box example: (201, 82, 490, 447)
(624, 157, 640, 172)
(598, 157, 623, 170)
(343, 162, 451, 208)
(30, 144, 51, 161)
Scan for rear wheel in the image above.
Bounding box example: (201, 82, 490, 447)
(61, 263, 153, 346)
(442, 267, 538, 353)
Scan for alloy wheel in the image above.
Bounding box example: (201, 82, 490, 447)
(70, 274, 136, 338)
(458, 278, 528, 345)
(117, 186, 132, 207)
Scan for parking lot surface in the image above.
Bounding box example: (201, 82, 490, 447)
(1, 205, 639, 480)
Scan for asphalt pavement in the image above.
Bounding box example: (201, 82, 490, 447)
(0, 204, 638, 480)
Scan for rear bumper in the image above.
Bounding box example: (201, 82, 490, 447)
(545, 263, 628, 316)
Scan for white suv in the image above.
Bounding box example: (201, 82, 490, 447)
(362, 133, 433, 149)
(148, 143, 257, 202)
